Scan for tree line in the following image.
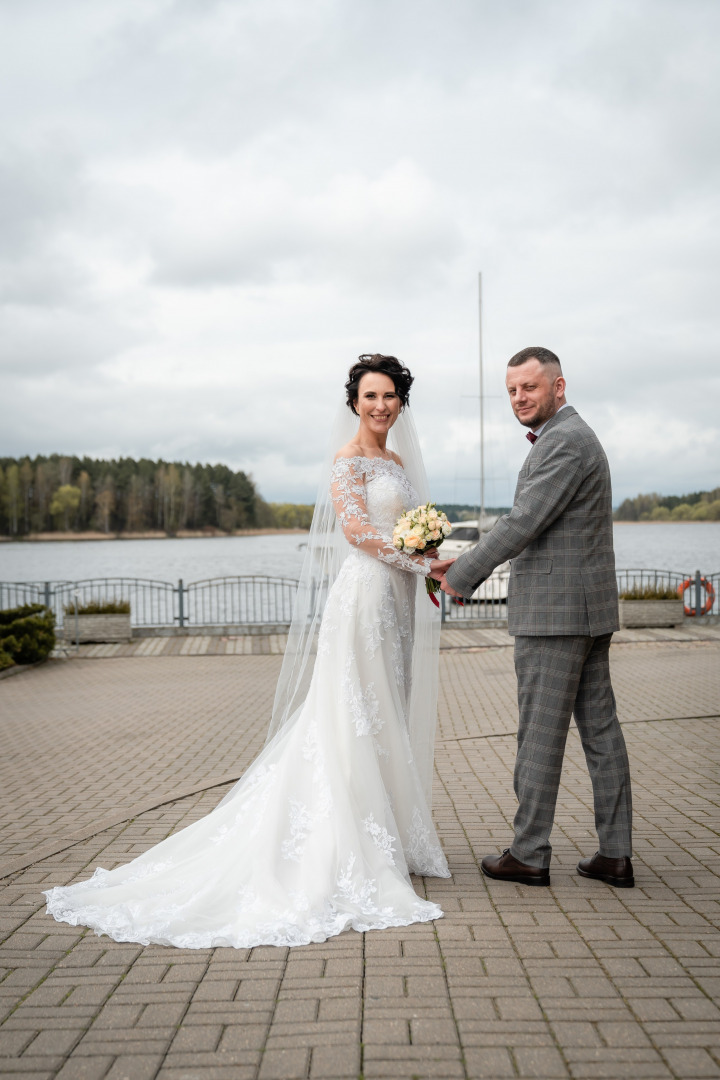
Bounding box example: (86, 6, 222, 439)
(0, 454, 314, 537)
(614, 487, 720, 522)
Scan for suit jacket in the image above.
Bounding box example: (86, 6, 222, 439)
(445, 406, 620, 636)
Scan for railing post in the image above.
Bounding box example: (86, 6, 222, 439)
(695, 569, 702, 618)
(44, 581, 51, 609)
(177, 579, 185, 628)
(440, 590, 446, 624)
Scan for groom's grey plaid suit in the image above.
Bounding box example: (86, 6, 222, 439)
(445, 405, 632, 867)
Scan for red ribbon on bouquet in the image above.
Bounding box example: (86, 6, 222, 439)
(425, 577, 463, 607)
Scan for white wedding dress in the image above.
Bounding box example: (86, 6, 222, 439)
(44, 455, 450, 949)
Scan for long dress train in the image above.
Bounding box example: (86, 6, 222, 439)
(44, 455, 450, 948)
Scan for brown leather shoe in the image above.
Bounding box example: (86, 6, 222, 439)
(577, 852, 634, 888)
(481, 848, 550, 887)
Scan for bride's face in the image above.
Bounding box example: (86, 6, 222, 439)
(355, 372, 402, 435)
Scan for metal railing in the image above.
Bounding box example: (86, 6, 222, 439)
(183, 576, 299, 627)
(53, 578, 177, 629)
(616, 568, 688, 596)
(440, 570, 510, 623)
(0, 576, 301, 631)
(441, 566, 720, 623)
(709, 573, 720, 617)
(0, 580, 65, 612)
(1, 568, 717, 630)
(617, 568, 719, 617)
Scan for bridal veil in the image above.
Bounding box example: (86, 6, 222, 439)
(258, 401, 442, 808)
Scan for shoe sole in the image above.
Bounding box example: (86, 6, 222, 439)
(577, 866, 634, 888)
(481, 865, 550, 887)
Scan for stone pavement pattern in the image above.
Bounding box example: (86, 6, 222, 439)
(1, 639, 719, 1079)
(49, 623, 720, 659)
(0, 656, 279, 870)
(2, 638, 717, 872)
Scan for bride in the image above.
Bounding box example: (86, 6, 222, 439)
(44, 354, 453, 949)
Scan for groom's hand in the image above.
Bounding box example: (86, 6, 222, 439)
(429, 560, 465, 600)
(428, 558, 455, 581)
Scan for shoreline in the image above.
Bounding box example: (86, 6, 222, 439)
(0, 528, 309, 544)
(1, 521, 717, 544)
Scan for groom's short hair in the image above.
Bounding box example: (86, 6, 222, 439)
(508, 346, 562, 373)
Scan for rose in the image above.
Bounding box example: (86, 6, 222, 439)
(403, 535, 422, 550)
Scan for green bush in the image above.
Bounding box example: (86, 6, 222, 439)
(0, 604, 56, 664)
(619, 586, 679, 600)
(0, 645, 15, 671)
(63, 599, 131, 615)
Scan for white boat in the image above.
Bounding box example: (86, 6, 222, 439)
(440, 519, 509, 602)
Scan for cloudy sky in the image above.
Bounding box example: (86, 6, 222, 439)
(1, 0, 718, 507)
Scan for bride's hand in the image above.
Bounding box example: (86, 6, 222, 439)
(428, 558, 455, 581)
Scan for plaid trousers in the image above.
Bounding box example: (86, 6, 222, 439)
(510, 634, 632, 868)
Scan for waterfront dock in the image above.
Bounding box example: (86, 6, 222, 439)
(1, 629, 719, 1080)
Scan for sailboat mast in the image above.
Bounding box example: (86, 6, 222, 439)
(478, 271, 485, 532)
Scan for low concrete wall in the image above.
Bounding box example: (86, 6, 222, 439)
(65, 614, 132, 643)
(619, 599, 684, 628)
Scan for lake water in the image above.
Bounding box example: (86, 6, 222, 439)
(0, 522, 718, 584)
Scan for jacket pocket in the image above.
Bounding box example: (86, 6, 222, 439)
(512, 558, 553, 575)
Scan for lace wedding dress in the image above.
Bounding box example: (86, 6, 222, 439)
(44, 455, 450, 949)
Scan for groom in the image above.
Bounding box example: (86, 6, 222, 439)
(441, 347, 633, 888)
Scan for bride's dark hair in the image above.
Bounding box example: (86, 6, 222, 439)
(345, 354, 414, 415)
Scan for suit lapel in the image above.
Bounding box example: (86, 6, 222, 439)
(513, 406, 576, 503)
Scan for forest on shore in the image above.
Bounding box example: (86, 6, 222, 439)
(0, 454, 314, 537)
(2, 453, 716, 537)
(614, 487, 720, 521)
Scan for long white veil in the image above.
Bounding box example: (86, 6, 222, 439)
(264, 401, 442, 808)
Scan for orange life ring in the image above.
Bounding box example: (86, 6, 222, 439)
(678, 577, 715, 616)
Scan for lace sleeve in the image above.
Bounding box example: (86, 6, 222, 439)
(330, 458, 431, 577)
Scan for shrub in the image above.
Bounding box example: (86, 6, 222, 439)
(0, 604, 56, 664)
(63, 599, 131, 615)
(618, 586, 680, 600)
(0, 645, 15, 671)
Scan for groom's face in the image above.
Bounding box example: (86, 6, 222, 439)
(506, 359, 566, 430)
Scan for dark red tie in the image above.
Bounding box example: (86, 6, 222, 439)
(526, 432, 537, 445)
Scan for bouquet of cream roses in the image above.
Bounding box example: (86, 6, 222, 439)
(392, 502, 452, 606)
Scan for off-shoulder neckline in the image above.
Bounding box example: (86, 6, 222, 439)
(331, 455, 405, 471)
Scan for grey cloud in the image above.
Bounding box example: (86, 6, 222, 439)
(0, 304, 146, 376)
(0, 0, 718, 507)
(148, 165, 463, 291)
(0, 145, 82, 255)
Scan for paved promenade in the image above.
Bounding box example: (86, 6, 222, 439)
(1, 629, 719, 1079)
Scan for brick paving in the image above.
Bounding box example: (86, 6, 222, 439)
(1, 634, 719, 1079)
(43, 623, 720, 659)
(0, 656, 279, 871)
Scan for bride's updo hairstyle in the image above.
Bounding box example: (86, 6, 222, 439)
(345, 354, 414, 415)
